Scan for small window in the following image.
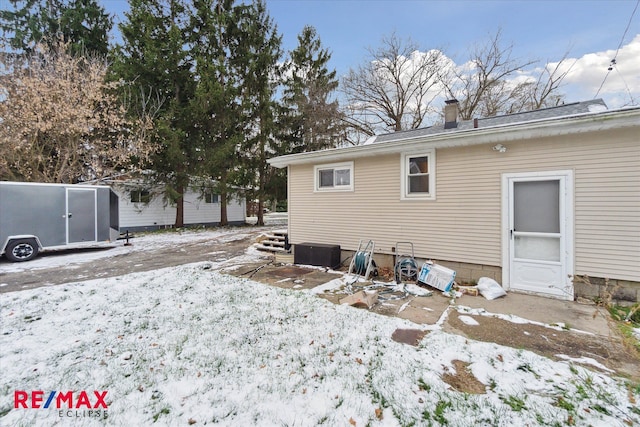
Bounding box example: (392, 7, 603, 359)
(205, 192, 219, 204)
(131, 189, 151, 204)
(314, 162, 354, 192)
(401, 151, 435, 200)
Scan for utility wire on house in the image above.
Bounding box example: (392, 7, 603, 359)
(614, 66, 636, 103)
(594, 0, 639, 99)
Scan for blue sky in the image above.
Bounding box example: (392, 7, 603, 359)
(266, 0, 636, 71)
(105, 0, 640, 107)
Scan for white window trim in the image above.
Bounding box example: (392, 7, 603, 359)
(130, 189, 151, 204)
(204, 192, 219, 204)
(314, 161, 354, 192)
(401, 150, 436, 200)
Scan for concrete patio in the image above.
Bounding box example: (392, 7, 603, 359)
(224, 261, 608, 331)
(222, 260, 640, 380)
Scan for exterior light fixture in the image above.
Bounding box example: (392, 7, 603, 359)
(492, 144, 507, 153)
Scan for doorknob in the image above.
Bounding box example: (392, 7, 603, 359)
(68, 213, 73, 218)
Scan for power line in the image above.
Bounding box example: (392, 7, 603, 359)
(615, 66, 637, 104)
(594, 0, 639, 99)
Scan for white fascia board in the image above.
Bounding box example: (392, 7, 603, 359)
(0, 181, 111, 190)
(267, 108, 640, 168)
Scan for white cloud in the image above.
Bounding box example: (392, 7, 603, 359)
(343, 34, 640, 133)
(551, 33, 640, 108)
(450, 34, 640, 109)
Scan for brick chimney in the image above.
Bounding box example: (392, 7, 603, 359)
(444, 99, 459, 129)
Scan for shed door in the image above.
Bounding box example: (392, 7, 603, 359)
(504, 172, 573, 299)
(67, 188, 97, 243)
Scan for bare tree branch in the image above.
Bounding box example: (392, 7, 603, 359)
(341, 32, 444, 142)
(441, 29, 537, 120)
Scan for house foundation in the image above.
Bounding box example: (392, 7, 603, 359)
(340, 250, 640, 304)
(573, 276, 640, 306)
(341, 250, 501, 283)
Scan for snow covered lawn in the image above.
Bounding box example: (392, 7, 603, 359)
(1, 263, 639, 426)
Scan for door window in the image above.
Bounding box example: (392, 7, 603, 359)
(513, 180, 561, 262)
(514, 180, 560, 233)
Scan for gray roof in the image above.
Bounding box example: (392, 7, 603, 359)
(373, 99, 608, 144)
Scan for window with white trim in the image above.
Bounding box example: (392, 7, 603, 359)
(130, 189, 151, 204)
(204, 192, 219, 204)
(314, 162, 354, 192)
(401, 151, 435, 200)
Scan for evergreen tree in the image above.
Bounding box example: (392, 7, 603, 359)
(189, 0, 242, 226)
(112, 0, 196, 228)
(0, 0, 112, 56)
(231, 0, 283, 226)
(282, 25, 342, 153)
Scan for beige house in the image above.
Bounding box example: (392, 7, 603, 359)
(268, 100, 640, 302)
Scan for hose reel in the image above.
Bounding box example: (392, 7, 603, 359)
(395, 256, 418, 283)
(394, 242, 417, 284)
(353, 251, 370, 275)
(348, 240, 377, 281)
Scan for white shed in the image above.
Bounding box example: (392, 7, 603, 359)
(109, 181, 246, 232)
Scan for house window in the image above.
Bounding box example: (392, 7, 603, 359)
(401, 151, 435, 200)
(130, 189, 151, 203)
(204, 192, 219, 204)
(314, 162, 354, 192)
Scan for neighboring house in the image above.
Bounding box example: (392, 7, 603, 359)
(268, 99, 640, 302)
(104, 180, 246, 232)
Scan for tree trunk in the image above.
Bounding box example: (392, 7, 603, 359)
(219, 171, 228, 226)
(220, 191, 228, 226)
(174, 184, 185, 228)
(257, 198, 264, 226)
(257, 140, 266, 226)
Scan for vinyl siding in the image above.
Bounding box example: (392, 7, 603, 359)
(183, 193, 246, 224)
(116, 185, 175, 228)
(114, 186, 246, 229)
(288, 127, 640, 281)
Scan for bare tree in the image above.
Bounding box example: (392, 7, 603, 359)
(341, 33, 444, 142)
(524, 51, 575, 110)
(0, 41, 156, 183)
(441, 30, 571, 120)
(441, 29, 535, 120)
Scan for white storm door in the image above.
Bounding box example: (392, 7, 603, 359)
(504, 171, 573, 299)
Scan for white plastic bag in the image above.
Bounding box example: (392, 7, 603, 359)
(476, 277, 507, 300)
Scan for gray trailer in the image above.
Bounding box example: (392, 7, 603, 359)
(0, 182, 119, 262)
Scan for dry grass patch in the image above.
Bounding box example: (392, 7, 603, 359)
(442, 359, 486, 394)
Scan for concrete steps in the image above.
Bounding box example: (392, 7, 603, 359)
(256, 229, 290, 254)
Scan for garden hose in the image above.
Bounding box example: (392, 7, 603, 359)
(353, 251, 369, 275)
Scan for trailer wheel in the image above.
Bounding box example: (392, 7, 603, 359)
(5, 239, 39, 262)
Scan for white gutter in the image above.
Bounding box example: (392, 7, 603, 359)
(268, 107, 640, 168)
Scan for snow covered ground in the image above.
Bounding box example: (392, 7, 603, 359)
(1, 228, 639, 426)
(2, 255, 639, 426)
